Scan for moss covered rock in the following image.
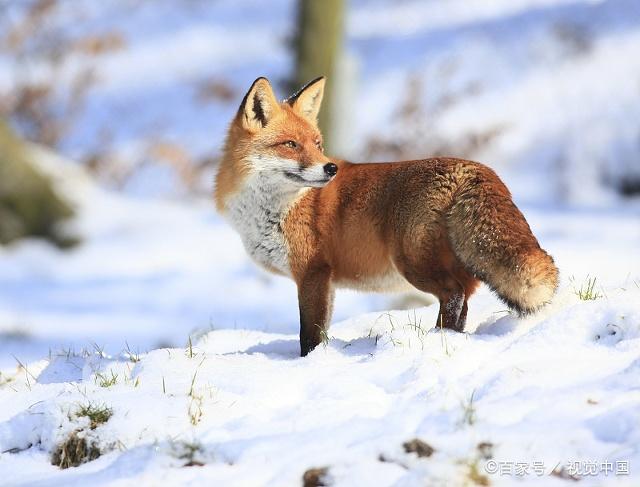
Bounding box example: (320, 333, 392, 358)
(0, 121, 75, 247)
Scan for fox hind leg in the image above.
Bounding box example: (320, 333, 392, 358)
(396, 237, 479, 333)
(437, 270, 480, 332)
(452, 276, 479, 331)
(396, 261, 480, 332)
(436, 282, 466, 332)
(400, 271, 468, 332)
(438, 292, 463, 331)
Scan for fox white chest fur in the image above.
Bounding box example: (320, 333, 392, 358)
(224, 172, 301, 276)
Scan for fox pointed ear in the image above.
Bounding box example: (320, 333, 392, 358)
(240, 77, 280, 131)
(287, 77, 325, 125)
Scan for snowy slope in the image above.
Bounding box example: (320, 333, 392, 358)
(0, 286, 639, 486)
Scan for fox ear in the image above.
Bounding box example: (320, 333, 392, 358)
(240, 77, 280, 131)
(287, 77, 325, 125)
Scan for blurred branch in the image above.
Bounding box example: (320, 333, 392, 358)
(0, 0, 123, 148)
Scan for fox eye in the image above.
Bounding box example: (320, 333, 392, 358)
(283, 140, 298, 149)
(315, 140, 323, 151)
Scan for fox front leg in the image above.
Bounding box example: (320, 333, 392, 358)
(297, 264, 335, 356)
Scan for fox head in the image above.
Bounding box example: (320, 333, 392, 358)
(216, 77, 337, 211)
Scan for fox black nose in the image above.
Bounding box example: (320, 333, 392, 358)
(323, 163, 338, 177)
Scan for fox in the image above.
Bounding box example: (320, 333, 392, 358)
(215, 76, 559, 356)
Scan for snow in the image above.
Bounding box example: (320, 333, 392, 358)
(1, 0, 640, 485)
(1, 277, 639, 485)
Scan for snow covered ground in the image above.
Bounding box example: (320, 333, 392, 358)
(1, 0, 640, 485)
(1, 287, 639, 486)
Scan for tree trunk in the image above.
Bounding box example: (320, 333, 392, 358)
(294, 0, 345, 153)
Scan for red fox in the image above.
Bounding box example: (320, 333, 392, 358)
(215, 77, 559, 356)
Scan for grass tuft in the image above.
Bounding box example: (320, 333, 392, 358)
(186, 336, 195, 358)
(188, 394, 203, 426)
(77, 402, 113, 429)
(124, 341, 141, 363)
(317, 326, 331, 348)
(187, 358, 206, 425)
(51, 403, 113, 469)
(439, 314, 451, 356)
(405, 310, 427, 350)
(51, 431, 101, 469)
(460, 391, 477, 426)
(95, 370, 118, 388)
(572, 275, 603, 301)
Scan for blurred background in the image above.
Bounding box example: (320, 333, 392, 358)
(1, 0, 639, 367)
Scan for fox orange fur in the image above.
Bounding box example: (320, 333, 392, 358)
(215, 77, 559, 356)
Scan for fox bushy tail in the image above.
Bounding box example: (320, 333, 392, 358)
(446, 167, 559, 314)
